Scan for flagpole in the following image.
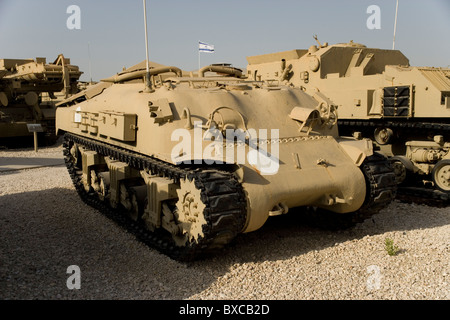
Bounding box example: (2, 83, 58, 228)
(392, 0, 399, 50)
(143, 0, 153, 92)
(198, 40, 201, 74)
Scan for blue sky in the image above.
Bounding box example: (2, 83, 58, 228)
(1, 0, 449, 82)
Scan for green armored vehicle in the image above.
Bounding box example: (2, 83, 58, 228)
(246, 40, 450, 194)
(55, 61, 396, 261)
(0, 54, 82, 145)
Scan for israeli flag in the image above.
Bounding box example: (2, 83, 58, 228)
(199, 41, 214, 53)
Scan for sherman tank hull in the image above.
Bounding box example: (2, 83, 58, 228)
(56, 63, 396, 260)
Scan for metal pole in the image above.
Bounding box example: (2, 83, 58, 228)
(33, 132, 38, 152)
(393, 0, 399, 50)
(143, 0, 153, 92)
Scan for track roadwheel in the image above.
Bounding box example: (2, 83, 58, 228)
(391, 159, 407, 185)
(432, 160, 450, 193)
(120, 183, 146, 221)
(97, 172, 110, 201)
(66, 142, 81, 169)
(374, 127, 393, 145)
(172, 177, 208, 246)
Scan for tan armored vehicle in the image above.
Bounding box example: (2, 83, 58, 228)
(56, 62, 396, 261)
(246, 40, 450, 194)
(0, 54, 82, 144)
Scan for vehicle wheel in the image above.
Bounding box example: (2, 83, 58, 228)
(374, 127, 393, 145)
(391, 159, 407, 185)
(432, 159, 450, 193)
(389, 155, 416, 186)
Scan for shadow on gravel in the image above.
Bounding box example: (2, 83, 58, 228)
(0, 157, 65, 173)
(1, 184, 448, 300)
(1, 187, 228, 300)
(0, 135, 62, 150)
(216, 201, 449, 263)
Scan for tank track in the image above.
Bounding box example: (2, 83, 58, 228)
(303, 152, 397, 230)
(62, 132, 247, 262)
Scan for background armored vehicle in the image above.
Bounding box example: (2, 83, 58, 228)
(246, 41, 450, 196)
(0, 54, 82, 146)
(56, 61, 396, 261)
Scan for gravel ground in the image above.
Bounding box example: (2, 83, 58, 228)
(0, 142, 449, 300)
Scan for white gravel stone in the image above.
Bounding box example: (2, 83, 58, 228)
(0, 143, 449, 300)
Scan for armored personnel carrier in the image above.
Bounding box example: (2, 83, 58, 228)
(0, 54, 82, 145)
(246, 40, 450, 195)
(56, 62, 396, 261)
